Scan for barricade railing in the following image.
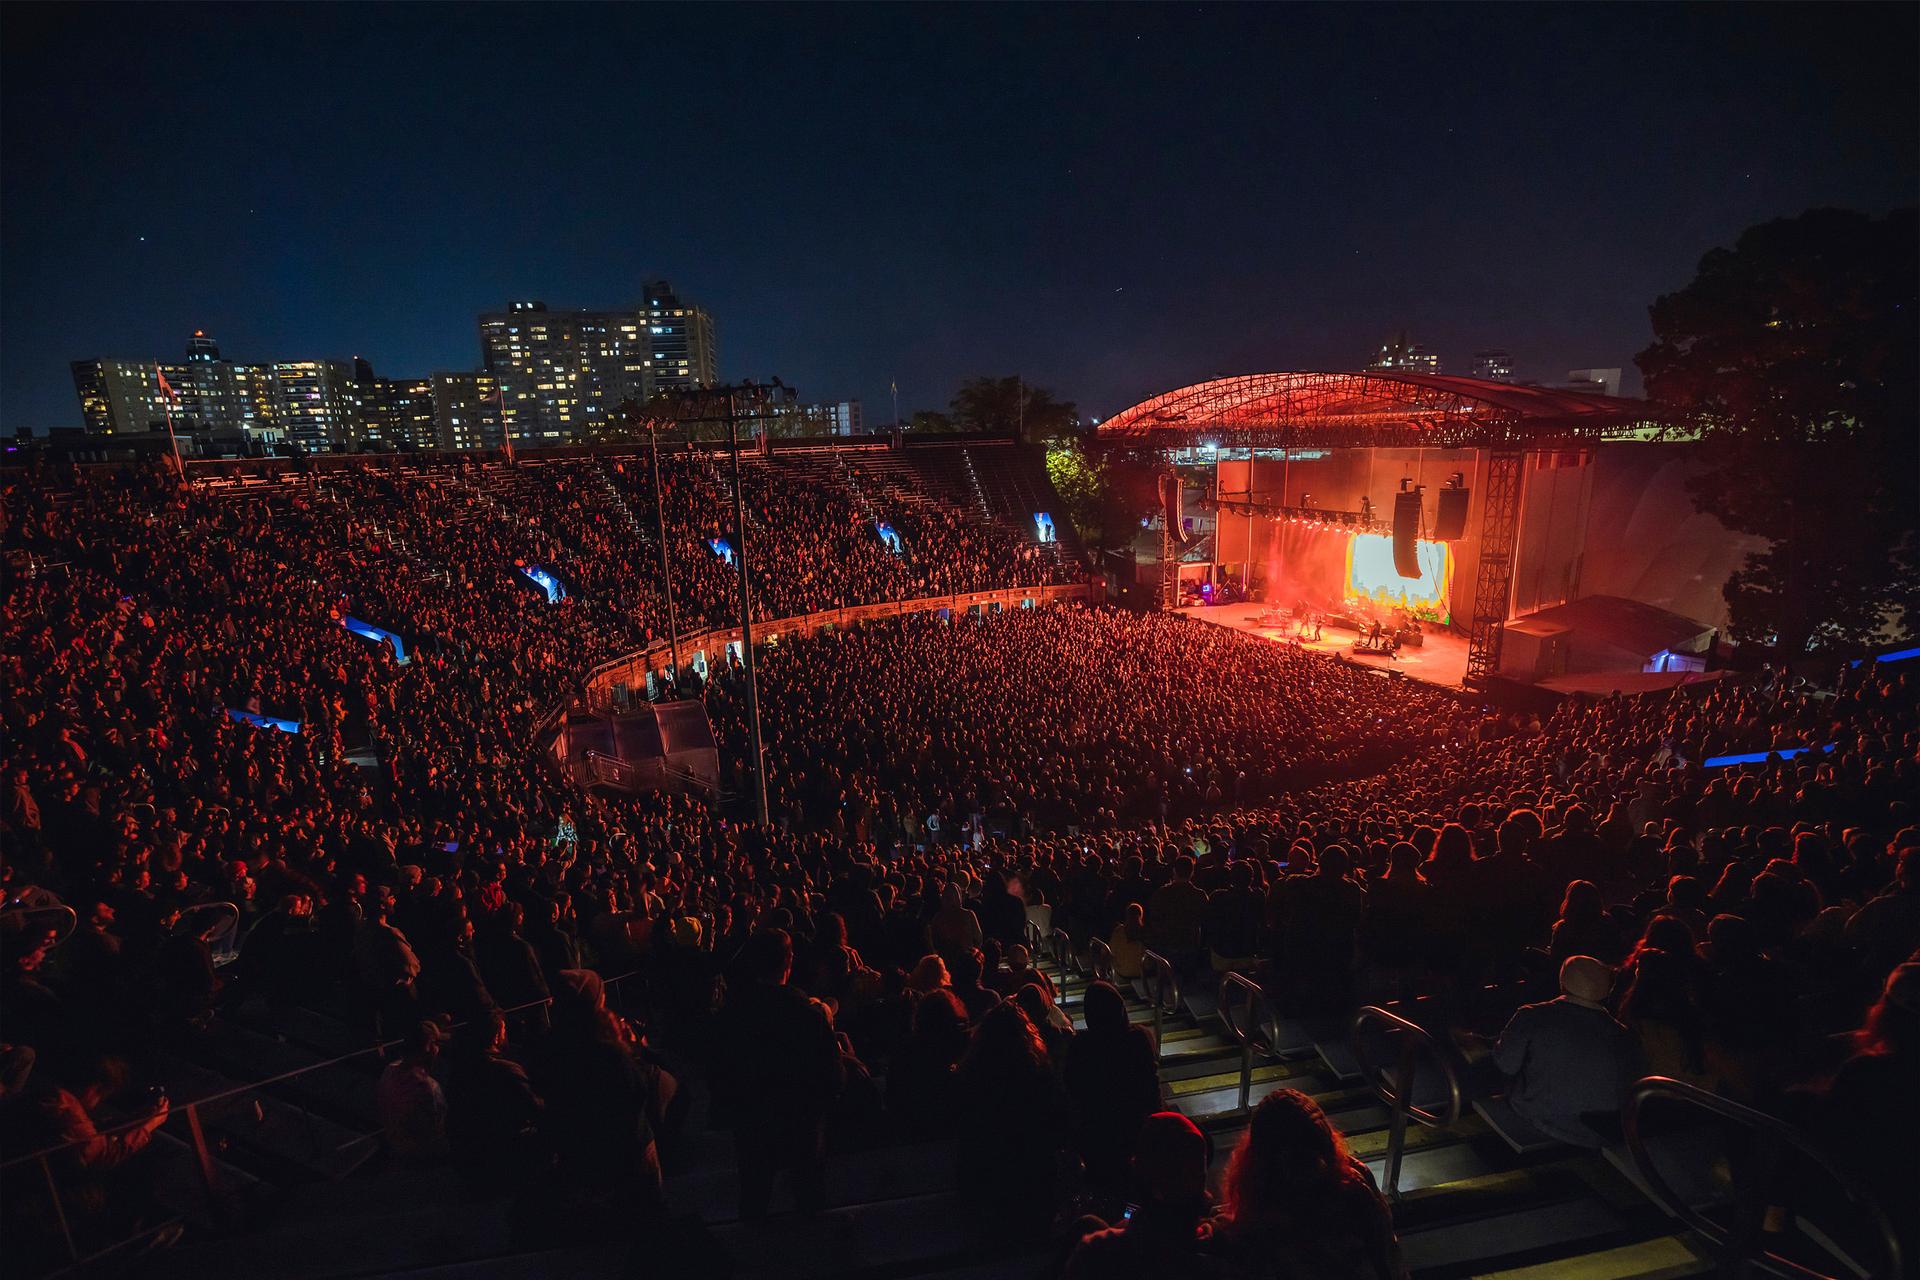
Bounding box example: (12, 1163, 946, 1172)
(1218, 972, 1279, 1114)
(0, 969, 642, 1275)
(1139, 949, 1182, 1057)
(1350, 1004, 1462, 1201)
(1623, 1076, 1902, 1280)
(575, 581, 1099, 705)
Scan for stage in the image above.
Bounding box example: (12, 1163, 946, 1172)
(1177, 601, 1473, 689)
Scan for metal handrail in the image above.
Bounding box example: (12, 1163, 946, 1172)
(176, 900, 242, 966)
(1350, 1004, 1463, 1201)
(1623, 1076, 1903, 1280)
(1140, 949, 1182, 1057)
(1086, 936, 1114, 983)
(1218, 972, 1278, 1113)
(1049, 927, 1076, 976)
(0, 903, 78, 948)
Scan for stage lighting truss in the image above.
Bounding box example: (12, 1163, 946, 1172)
(1200, 494, 1387, 535)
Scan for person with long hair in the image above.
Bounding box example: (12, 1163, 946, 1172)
(1616, 948, 1714, 1089)
(1209, 1089, 1405, 1280)
(1819, 962, 1918, 1234)
(952, 1001, 1064, 1240)
(1549, 880, 1623, 964)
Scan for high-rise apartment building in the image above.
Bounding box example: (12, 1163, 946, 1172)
(261, 361, 362, 451)
(359, 376, 437, 450)
(1367, 331, 1440, 376)
(477, 301, 648, 445)
(478, 283, 716, 444)
(72, 281, 718, 452)
(1471, 349, 1515, 382)
(73, 331, 243, 435)
(429, 373, 504, 451)
(72, 360, 174, 435)
(641, 280, 717, 394)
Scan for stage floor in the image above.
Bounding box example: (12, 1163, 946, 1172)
(1177, 601, 1473, 689)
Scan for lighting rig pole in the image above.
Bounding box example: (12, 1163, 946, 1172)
(619, 400, 684, 680)
(652, 380, 793, 825)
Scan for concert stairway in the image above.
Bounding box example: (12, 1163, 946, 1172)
(143, 964, 1751, 1280)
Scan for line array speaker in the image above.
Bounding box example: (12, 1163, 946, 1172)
(1392, 490, 1422, 578)
(1434, 487, 1470, 541)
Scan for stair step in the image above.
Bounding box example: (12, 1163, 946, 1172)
(1404, 1198, 1634, 1274)
(1466, 1232, 1712, 1280)
(667, 1139, 957, 1222)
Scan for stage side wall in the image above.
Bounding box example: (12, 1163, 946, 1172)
(1580, 444, 1763, 630)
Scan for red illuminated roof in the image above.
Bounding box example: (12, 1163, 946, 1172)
(1098, 372, 1672, 448)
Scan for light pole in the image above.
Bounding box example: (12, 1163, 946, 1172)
(724, 389, 769, 825)
(650, 381, 791, 826)
(638, 408, 682, 680)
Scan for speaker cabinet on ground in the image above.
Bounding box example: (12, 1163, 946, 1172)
(1434, 487, 1470, 541)
(1393, 490, 1422, 578)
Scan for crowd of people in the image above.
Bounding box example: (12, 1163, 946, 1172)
(704, 606, 1465, 833)
(1, 456, 1915, 1278)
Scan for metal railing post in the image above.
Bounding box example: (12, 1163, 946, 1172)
(1141, 949, 1178, 1059)
(1350, 1006, 1463, 1204)
(1623, 1076, 1904, 1280)
(1051, 927, 1075, 976)
(40, 1152, 77, 1262)
(1219, 972, 1267, 1115)
(183, 1101, 221, 1204)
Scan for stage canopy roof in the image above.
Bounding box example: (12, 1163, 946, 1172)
(1097, 372, 1677, 449)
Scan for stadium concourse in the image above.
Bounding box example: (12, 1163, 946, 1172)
(0, 442, 1914, 1280)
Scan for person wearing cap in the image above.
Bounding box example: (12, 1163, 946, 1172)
(1492, 955, 1639, 1147)
(1064, 1110, 1232, 1280)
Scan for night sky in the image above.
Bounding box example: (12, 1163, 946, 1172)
(3, 3, 1914, 429)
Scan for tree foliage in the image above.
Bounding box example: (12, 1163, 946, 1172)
(949, 376, 1080, 441)
(1636, 207, 1918, 655)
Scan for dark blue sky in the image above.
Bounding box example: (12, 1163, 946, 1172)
(4, 3, 1914, 428)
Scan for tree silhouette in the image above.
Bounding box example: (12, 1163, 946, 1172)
(949, 376, 1079, 441)
(1637, 207, 1918, 656)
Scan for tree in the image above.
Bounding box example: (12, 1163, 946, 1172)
(949, 376, 1079, 441)
(1636, 207, 1918, 656)
(906, 409, 954, 433)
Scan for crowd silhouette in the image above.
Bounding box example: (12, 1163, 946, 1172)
(1, 456, 1914, 1278)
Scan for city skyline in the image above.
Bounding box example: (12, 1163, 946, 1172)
(4, 5, 1915, 430)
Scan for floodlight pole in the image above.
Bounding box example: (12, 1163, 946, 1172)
(654, 381, 791, 824)
(646, 418, 682, 679)
(724, 388, 770, 826)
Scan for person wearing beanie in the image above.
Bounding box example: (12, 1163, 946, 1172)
(1064, 1110, 1234, 1280)
(1491, 955, 1640, 1147)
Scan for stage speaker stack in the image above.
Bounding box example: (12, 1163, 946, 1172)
(1392, 490, 1423, 578)
(1434, 487, 1471, 541)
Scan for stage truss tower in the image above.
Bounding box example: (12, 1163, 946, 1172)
(1464, 449, 1524, 683)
